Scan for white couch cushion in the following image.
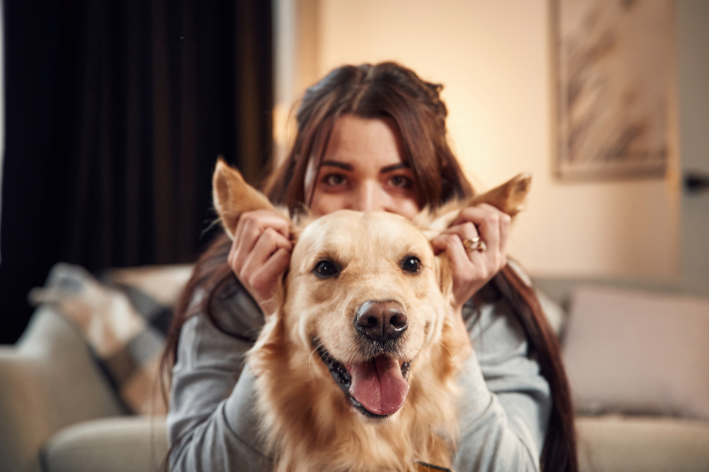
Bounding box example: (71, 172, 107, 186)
(41, 416, 168, 472)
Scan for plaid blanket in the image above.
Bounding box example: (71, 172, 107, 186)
(29, 263, 192, 416)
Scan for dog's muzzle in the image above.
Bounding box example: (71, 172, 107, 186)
(315, 341, 411, 419)
(314, 300, 414, 418)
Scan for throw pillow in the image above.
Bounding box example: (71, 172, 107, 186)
(29, 263, 192, 416)
(562, 284, 709, 421)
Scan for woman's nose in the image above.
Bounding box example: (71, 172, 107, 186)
(352, 181, 386, 212)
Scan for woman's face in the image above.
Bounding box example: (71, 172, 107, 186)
(308, 114, 420, 219)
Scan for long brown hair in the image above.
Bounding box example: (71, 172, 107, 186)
(162, 62, 577, 472)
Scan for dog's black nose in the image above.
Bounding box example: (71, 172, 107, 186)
(355, 301, 407, 343)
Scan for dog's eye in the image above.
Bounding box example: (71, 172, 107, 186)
(401, 256, 422, 273)
(313, 260, 339, 279)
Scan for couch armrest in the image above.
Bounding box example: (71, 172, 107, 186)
(42, 416, 168, 472)
(576, 415, 709, 472)
(0, 306, 126, 472)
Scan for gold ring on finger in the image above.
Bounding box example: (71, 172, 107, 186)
(462, 237, 487, 253)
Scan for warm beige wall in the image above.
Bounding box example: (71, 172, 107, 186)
(306, 0, 680, 278)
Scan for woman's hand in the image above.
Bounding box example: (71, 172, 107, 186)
(431, 203, 511, 313)
(227, 210, 292, 320)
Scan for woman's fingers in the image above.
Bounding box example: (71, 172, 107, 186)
(241, 228, 292, 292)
(431, 232, 487, 279)
(432, 222, 478, 255)
(497, 209, 512, 257)
(431, 203, 512, 310)
(229, 210, 291, 274)
(249, 248, 291, 289)
(227, 210, 293, 316)
(233, 210, 290, 253)
(454, 204, 510, 258)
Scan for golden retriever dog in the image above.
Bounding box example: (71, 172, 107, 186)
(212, 160, 530, 472)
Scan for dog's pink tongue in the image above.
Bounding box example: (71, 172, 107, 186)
(348, 356, 409, 415)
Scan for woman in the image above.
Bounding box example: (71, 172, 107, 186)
(163, 62, 577, 472)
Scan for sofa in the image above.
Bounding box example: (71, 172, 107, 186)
(1, 264, 708, 472)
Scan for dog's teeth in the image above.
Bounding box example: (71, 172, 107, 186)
(336, 365, 351, 388)
(400, 362, 411, 379)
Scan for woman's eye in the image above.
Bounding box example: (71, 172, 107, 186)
(390, 175, 412, 189)
(313, 260, 339, 278)
(401, 256, 422, 273)
(324, 174, 347, 186)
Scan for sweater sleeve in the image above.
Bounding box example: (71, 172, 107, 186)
(452, 298, 552, 472)
(167, 282, 273, 472)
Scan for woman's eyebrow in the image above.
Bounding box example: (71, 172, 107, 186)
(380, 163, 409, 174)
(320, 160, 353, 171)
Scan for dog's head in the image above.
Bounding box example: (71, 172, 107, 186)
(212, 159, 530, 422)
(284, 209, 453, 418)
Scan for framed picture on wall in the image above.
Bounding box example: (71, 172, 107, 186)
(553, 0, 674, 179)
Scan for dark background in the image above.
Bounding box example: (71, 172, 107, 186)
(0, 0, 273, 343)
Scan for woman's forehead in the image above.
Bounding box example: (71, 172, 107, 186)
(322, 115, 406, 171)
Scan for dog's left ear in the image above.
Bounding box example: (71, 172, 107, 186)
(469, 172, 531, 217)
(416, 173, 531, 239)
(212, 158, 284, 239)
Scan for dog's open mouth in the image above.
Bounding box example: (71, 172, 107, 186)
(315, 343, 411, 418)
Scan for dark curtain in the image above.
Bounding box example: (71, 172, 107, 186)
(0, 0, 273, 344)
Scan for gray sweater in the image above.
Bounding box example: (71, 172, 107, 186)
(167, 278, 551, 471)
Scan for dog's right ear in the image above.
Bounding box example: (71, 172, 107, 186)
(212, 158, 279, 239)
